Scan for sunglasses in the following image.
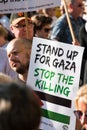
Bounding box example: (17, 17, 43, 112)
(13, 22, 33, 28)
(43, 28, 51, 33)
(74, 110, 87, 119)
(77, 3, 83, 7)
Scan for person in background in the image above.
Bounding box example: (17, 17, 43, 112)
(0, 82, 41, 130)
(50, 0, 85, 45)
(42, 7, 57, 27)
(10, 13, 34, 40)
(0, 72, 14, 83)
(82, 0, 87, 21)
(0, 24, 8, 48)
(0, 14, 10, 31)
(79, 0, 87, 85)
(0, 47, 17, 79)
(31, 14, 52, 39)
(55, 6, 62, 18)
(6, 37, 44, 107)
(75, 118, 83, 130)
(74, 84, 87, 130)
(7, 38, 32, 84)
(60, 0, 65, 15)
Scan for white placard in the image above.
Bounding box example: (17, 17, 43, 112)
(27, 37, 84, 130)
(0, 0, 61, 14)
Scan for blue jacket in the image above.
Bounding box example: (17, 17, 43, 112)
(51, 14, 85, 44)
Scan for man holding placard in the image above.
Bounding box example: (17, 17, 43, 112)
(7, 38, 32, 84)
(50, 0, 85, 45)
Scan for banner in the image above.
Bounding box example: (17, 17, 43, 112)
(0, 0, 61, 14)
(27, 37, 84, 130)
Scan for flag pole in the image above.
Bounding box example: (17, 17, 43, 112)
(24, 12, 29, 39)
(63, 0, 76, 45)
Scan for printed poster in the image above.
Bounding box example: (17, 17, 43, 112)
(0, 0, 61, 14)
(27, 37, 84, 130)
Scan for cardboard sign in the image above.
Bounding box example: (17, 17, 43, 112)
(0, 0, 61, 14)
(27, 37, 84, 130)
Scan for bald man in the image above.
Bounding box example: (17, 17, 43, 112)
(7, 38, 32, 84)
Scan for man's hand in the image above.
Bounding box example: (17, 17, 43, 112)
(72, 39, 80, 46)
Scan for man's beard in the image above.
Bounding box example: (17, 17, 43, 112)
(16, 64, 29, 74)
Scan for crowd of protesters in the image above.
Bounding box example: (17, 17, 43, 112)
(0, 0, 87, 129)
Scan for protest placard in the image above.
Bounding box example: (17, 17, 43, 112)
(27, 37, 84, 130)
(0, 0, 61, 14)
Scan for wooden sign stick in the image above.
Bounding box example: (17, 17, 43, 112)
(63, 0, 76, 45)
(24, 12, 29, 39)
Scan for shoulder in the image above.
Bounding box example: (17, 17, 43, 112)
(54, 14, 67, 28)
(80, 24, 85, 31)
(78, 17, 86, 24)
(56, 14, 67, 23)
(80, 23, 86, 35)
(0, 48, 7, 57)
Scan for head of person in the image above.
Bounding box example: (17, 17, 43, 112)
(42, 7, 56, 17)
(0, 24, 8, 47)
(60, 0, 65, 15)
(7, 38, 32, 75)
(84, 1, 87, 14)
(0, 72, 14, 83)
(10, 13, 34, 40)
(83, 0, 87, 19)
(65, 0, 84, 19)
(31, 14, 52, 39)
(74, 84, 87, 130)
(0, 82, 41, 130)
